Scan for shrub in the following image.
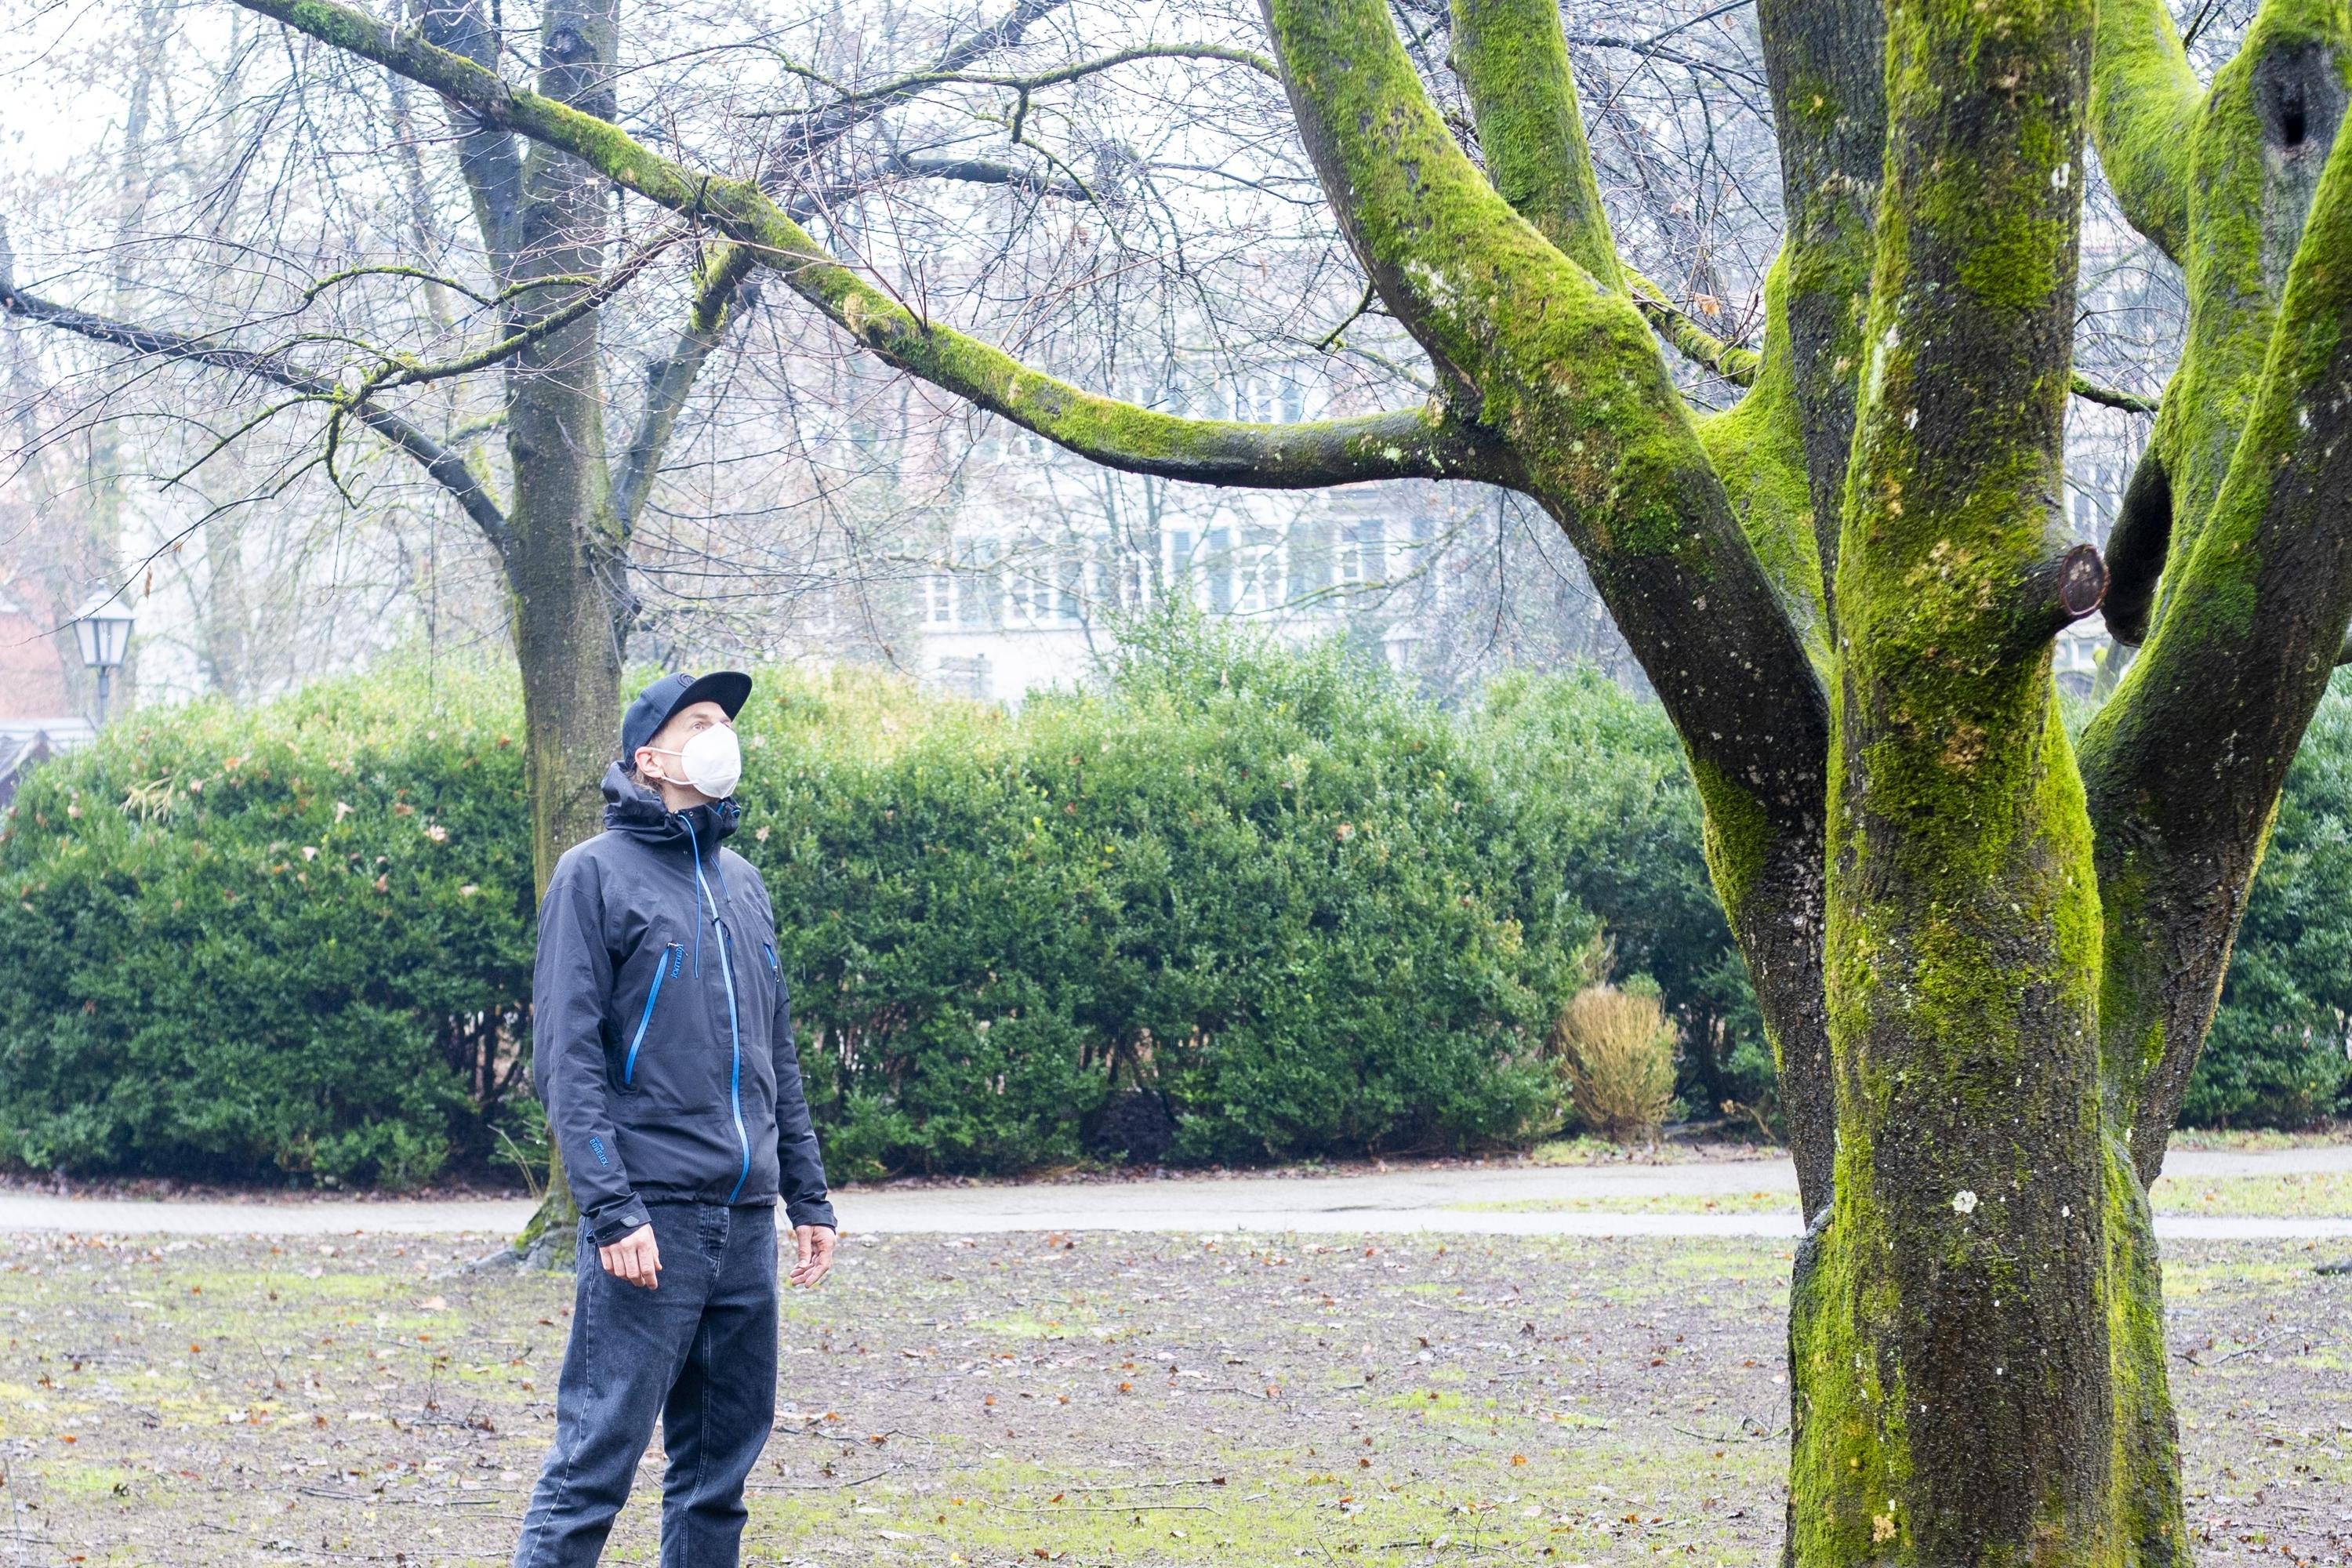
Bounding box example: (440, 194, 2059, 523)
(1468, 670, 1769, 1126)
(1551, 982, 1679, 1142)
(0, 666, 536, 1186)
(2188, 673, 2352, 1127)
(742, 615, 1602, 1174)
(0, 623, 1614, 1184)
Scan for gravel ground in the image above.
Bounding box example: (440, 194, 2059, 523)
(2, 1228, 2347, 1566)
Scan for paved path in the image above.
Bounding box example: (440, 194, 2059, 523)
(3, 1145, 2347, 1240)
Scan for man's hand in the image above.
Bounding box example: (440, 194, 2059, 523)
(789, 1224, 837, 1287)
(598, 1224, 662, 1289)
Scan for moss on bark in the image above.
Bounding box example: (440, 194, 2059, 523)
(1447, 0, 1621, 288)
(1696, 254, 1831, 672)
(1798, 0, 2140, 1555)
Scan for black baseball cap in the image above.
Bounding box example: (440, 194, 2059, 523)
(620, 670, 752, 762)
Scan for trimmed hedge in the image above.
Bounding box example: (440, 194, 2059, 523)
(0, 671, 537, 1186)
(749, 620, 1602, 1174)
(10, 631, 2332, 1189)
(0, 628, 1669, 1184)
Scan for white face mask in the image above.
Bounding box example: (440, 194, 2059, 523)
(645, 723, 742, 800)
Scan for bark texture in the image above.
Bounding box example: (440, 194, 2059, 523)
(1798, 1, 2118, 1554)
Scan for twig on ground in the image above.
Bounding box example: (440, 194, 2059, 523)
(748, 1464, 900, 1491)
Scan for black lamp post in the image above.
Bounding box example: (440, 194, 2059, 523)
(71, 586, 135, 728)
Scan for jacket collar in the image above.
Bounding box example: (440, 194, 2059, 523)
(600, 761, 740, 852)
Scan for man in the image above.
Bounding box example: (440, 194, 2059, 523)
(515, 670, 837, 1568)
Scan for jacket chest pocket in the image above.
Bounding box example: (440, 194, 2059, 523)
(621, 942, 685, 1088)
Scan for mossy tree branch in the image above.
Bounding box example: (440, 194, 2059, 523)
(1446, 0, 1621, 288)
(1755, 0, 1887, 591)
(2082, 0, 2352, 1182)
(2089, 0, 2203, 261)
(1799, 0, 2114, 1555)
(1260, 0, 1835, 1232)
(1626, 270, 1763, 386)
(1678, 251, 1835, 1215)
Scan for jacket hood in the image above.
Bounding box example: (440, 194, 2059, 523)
(600, 760, 741, 849)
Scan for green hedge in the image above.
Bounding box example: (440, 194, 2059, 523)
(1469, 671, 1772, 1124)
(9, 630, 2331, 1189)
(0, 627, 1698, 1185)
(0, 671, 537, 1186)
(2189, 676, 2352, 1126)
(749, 620, 1603, 1174)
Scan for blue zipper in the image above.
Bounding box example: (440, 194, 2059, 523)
(622, 943, 682, 1087)
(685, 817, 752, 1202)
(763, 940, 779, 978)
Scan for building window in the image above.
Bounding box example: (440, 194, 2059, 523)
(937, 654, 992, 701)
(1237, 524, 1279, 613)
(1340, 518, 1385, 587)
(1286, 521, 1326, 603)
(956, 537, 1001, 627)
(1206, 528, 1234, 613)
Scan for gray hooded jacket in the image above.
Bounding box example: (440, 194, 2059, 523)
(533, 763, 834, 1244)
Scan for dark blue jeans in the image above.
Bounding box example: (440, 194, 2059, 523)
(513, 1202, 779, 1568)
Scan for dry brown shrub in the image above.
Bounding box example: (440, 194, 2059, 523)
(1551, 985, 1678, 1143)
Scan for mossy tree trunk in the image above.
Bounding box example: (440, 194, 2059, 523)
(1795, 2, 2121, 1552)
(234, 0, 2352, 1548)
(420, 0, 632, 1267)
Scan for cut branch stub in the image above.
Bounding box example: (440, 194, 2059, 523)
(2042, 541, 2110, 627)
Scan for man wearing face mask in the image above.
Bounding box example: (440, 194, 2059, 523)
(514, 670, 837, 1568)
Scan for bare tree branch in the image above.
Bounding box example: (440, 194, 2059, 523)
(0, 251, 512, 557)
(614, 0, 1083, 528)
(751, 41, 1283, 114)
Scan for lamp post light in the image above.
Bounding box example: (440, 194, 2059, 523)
(71, 587, 136, 728)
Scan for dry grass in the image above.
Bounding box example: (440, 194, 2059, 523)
(1552, 985, 1679, 1144)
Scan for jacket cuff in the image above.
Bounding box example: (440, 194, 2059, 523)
(785, 1196, 837, 1231)
(586, 1196, 652, 1246)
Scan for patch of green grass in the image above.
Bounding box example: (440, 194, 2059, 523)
(1446, 1190, 1798, 1215)
(45, 1461, 135, 1497)
(975, 1308, 1096, 1340)
(2150, 1170, 2352, 1216)
(1526, 1134, 1690, 1165)
(745, 1432, 1779, 1566)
